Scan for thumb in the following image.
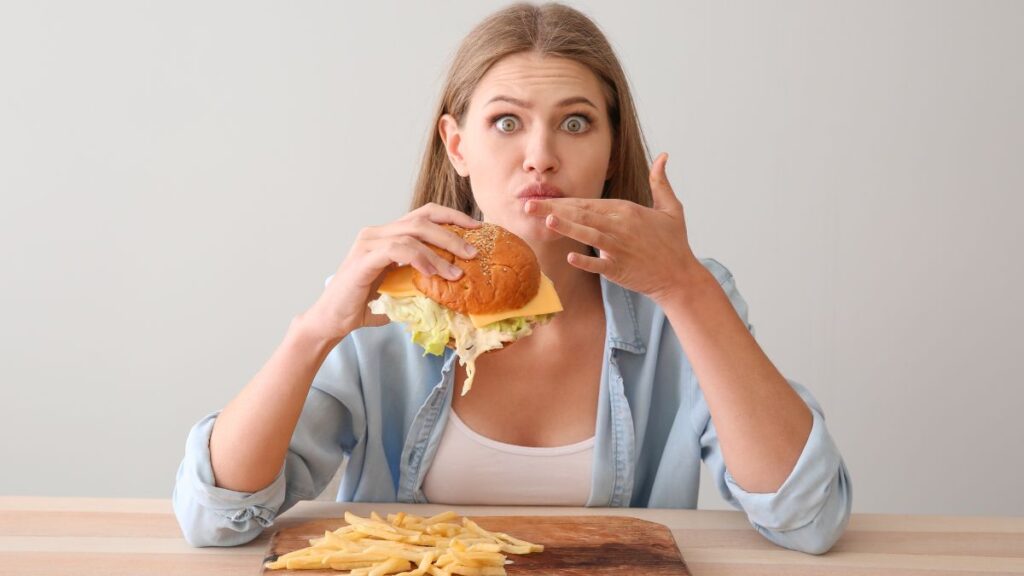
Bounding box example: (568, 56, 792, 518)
(649, 152, 679, 212)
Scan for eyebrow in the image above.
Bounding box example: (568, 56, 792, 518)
(485, 95, 598, 110)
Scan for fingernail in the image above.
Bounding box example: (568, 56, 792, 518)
(464, 244, 478, 257)
(447, 265, 463, 279)
(546, 214, 558, 227)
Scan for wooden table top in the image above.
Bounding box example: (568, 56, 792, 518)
(1, 497, 1022, 575)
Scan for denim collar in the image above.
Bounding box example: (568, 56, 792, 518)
(600, 276, 647, 354)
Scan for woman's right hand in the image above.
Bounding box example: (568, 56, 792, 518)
(301, 203, 482, 342)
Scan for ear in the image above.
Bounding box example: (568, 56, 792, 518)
(438, 114, 469, 177)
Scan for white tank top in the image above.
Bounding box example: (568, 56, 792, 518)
(421, 409, 594, 506)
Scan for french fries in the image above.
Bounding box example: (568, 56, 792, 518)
(265, 511, 543, 575)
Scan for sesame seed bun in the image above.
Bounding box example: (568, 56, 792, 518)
(412, 223, 541, 315)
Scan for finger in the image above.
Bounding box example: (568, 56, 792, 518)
(415, 202, 482, 229)
(370, 237, 464, 281)
(393, 220, 479, 260)
(532, 201, 616, 231)
(567, 251, 613, 275)
(544, 213, 612, 251)
(649, 152, 680, 212)
(525, 197, 629, 216)
(362, 245, 437, 283)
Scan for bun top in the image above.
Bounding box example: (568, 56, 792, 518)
(412, 223, 541, 315)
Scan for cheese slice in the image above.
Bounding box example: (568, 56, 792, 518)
(377, 265, 563, 328)
(377, 265, 422, 298)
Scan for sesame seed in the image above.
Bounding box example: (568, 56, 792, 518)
(463, 224, 498, 280)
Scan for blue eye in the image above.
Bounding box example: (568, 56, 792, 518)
(561, 114, 591, 134)
(494, 115, 520, 133)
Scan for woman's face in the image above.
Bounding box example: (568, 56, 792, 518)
(440, 52, 614, 243)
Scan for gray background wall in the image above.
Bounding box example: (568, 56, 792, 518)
(2, 0, 1021, 516)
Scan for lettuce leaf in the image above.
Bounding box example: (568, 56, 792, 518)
(367, 295, 555, 395)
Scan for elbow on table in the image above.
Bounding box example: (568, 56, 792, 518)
(172, 486, 275, 548)
(757, 466, 852, 555)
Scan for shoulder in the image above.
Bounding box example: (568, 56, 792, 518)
(698, 257, 736, 287)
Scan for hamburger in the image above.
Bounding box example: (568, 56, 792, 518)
(368, 223, 563, 395)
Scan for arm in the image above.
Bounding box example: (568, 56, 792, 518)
(208, 311, 344, 493)
(661, 263, 811, 493)
(172, 204, 481, 547)
(209, 203, 479, 493)
(691, 259, 851, 554)
(172, 308, 359, 547)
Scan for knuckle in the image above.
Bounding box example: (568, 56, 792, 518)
(415, 254, 436, 270)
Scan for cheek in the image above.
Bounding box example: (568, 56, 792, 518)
(576, 138, 614, 192)
(465, 131, 519, 172)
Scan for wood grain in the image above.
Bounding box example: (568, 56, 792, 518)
(263, 515, 690, 575)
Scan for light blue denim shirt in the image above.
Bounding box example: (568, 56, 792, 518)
(173, 258, 852, 554)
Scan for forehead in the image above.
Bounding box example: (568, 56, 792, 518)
(471, 52, 606, 108)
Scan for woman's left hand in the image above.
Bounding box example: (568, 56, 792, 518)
(524, 153, 702, 305)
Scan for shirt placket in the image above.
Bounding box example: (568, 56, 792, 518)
(607, 349, 636, 507)
(397, 351, 457, 503)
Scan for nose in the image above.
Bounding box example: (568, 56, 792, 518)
(521, 127, 559, 175)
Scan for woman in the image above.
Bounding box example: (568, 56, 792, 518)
(173, 2, 851, 554)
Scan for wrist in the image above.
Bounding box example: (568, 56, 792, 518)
(290, 305, 348, 352)
(651, 255, 712, 308)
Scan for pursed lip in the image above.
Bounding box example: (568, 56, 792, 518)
(516, 182, 564, 200)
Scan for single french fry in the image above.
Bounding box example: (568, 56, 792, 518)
(466, 543, 501, 553)
(328, 561, 376, 570)
(322, 550, 391, 564)
(356, 524, 409, 541)
(285, 555, 330, 570)
(363, 546, 431, 563)
(424, 511, 458, 525)
(389, 512, 407, 528)
(369, 557, 413, 576)
(444, 564, 506, 576)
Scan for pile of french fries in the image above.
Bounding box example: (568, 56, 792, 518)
(265, 510, 543, 575)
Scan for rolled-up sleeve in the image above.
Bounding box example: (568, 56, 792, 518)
(172, 411, 287, 547)
(700, 383, 853, 554)
(173, 329, 363, 547)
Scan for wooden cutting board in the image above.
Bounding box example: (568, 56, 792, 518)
(261, 515, 689, 575)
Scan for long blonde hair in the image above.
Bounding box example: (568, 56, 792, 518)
(410, 2, 652, 216)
